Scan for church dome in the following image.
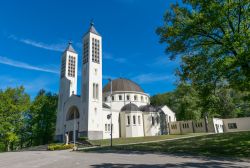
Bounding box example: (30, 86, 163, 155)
(103, 78, 144, 93)
(121, 103, 139, 112)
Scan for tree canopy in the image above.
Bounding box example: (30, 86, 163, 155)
(0, 87, 58, 152)
(156, 0, 250, 118)
(0, 87, 30, 151)
(151, 83, 250, 120)
(30, 90, 58, 146)
(156, 0, 250, 91)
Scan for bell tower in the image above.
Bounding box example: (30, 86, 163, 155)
(81, 22, 103, 140)
(56, 42, 78, 141)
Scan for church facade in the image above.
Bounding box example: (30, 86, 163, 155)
(55, 23, 176, 141)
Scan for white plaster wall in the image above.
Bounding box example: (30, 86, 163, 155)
(143, 112, 161, 136)
(103, 91, 150, 111)
(120, 111, 144, 138)
(223, 117, 250, 132)
(56, 78, 70, 136)
(161, 105, 176, 122)
(120, 112, 126, 138)
(102, 108, 120, 139)
(55, 95, 84, 142)
(81, 31, 103, 140)
(87, 33, 103, 133)
(63, 95, 84, 133)
(56, 49, 78, 138)
(213, 118, 224, 133)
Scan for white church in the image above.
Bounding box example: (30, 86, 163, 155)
(55, 22, 176, 141)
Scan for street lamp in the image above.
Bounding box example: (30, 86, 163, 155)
(73, 109, 76, 148)
(108, 78, 113, 148)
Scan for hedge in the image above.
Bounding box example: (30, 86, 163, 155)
(47, 144, 74, 151)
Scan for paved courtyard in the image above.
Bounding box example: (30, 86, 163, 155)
(0, 150, 249, 168)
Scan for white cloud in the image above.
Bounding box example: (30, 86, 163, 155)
(8, 35, 66, 52)
(103, 52, 127, 63)
(132, 73, 175, 84)
(0, 56, 59, 74)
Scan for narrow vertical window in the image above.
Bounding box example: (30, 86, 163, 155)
(96, 84, 99, 99)
(127, 116, 130, 125)
(108, 124, 110, 131)
(127, 95, 130, 101)
(152, 117, 155, 126)
(133, 115, 136, 125)
(134, 95, 137, 101)
(138, 116, 141, 125)
(93, 83, 95, 99)
(105, 124, 107, 131)
(119, 95, 122, 100)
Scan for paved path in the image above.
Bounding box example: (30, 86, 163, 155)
(0, 150, 249, 168)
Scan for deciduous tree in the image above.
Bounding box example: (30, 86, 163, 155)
(0, 87, 30, 151)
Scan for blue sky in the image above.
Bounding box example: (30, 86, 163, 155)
(0, 0, 180, 98)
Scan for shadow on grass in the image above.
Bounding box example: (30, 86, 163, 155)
(80, 131, 250, 160)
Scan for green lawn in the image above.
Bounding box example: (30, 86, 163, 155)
(83, 131, 250, 158)
(87, 133, 206, 146)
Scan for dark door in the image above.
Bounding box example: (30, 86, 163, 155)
(69, 131, 73, 142)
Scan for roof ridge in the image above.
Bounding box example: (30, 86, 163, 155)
(65, 42, 77, 53)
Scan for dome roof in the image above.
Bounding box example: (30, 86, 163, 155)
(139, 105, 158, 112)
(103, 78, 144, 93)
(121, 103, 139, 112)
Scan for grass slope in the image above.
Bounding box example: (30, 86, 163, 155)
(88, 133, 206, 146)
(84, 131, 250, 158)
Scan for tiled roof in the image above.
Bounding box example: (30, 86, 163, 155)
(103, 78, 144, 93)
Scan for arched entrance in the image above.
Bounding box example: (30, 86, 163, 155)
(67, 106, 80, 120)
(66, 106, 80, 141)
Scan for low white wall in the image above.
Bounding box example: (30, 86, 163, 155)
(169, 122, 181, 134)
(223, 117, 250, 132)
(193, 120, 206, 133)
(180, 121, 194, 134)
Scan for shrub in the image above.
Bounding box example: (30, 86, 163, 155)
(47, 144, 74, 151)
(78, 136, 88, 141)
